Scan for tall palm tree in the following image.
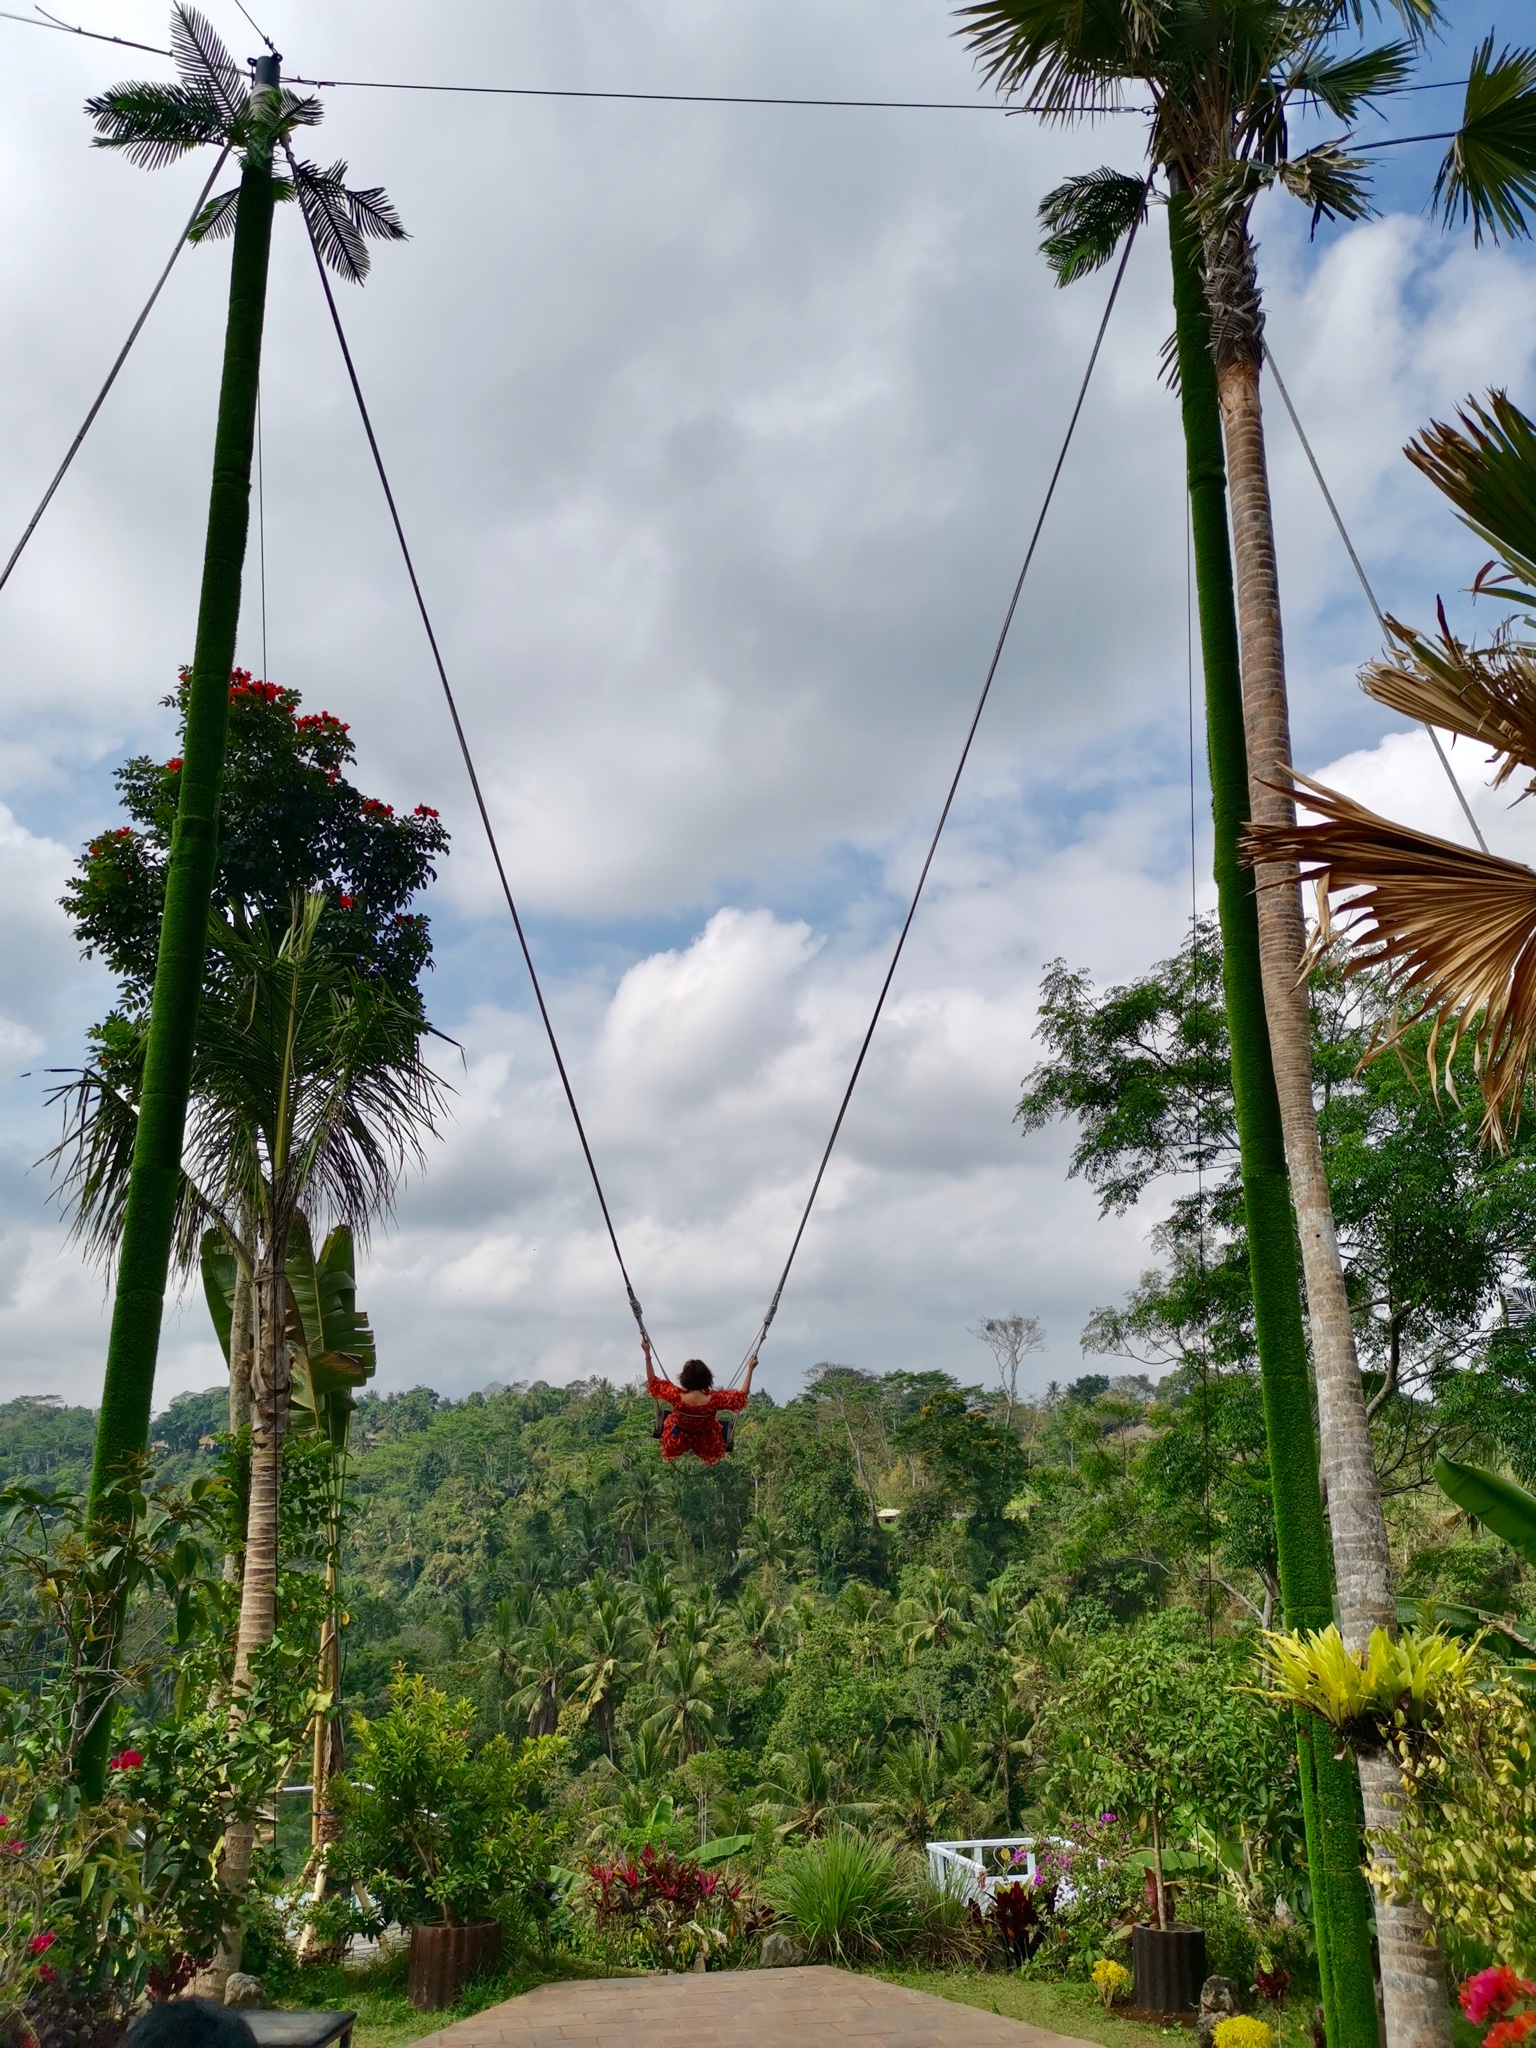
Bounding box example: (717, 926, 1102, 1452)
(82, 6, 403, 1583)
(956, 11, 1532, 2043)
(650, 1638, 718, 1763)
(575, 1590, 642, 1759)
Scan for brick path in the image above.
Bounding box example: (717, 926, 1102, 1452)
(412, 1965, 1104, 2048)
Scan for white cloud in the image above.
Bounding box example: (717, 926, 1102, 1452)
(0, 1, 1528, 1411)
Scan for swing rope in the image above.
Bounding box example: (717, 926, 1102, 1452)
(302, 156, 1141, 1379)
(292, 150, 656, 1359)
(1261, 339, 1489, 858)
(0, 148, 230, 599)
(731, 191, 1147, 1379)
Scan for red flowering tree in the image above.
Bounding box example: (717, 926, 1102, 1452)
(53, 673, 449, 1958)
(65, 668, 447, 1003)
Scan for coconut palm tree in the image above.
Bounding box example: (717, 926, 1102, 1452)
(575, 1589, 643, 1759)
(82, 5, 404, 1568)
(956, 12, 1533, 2042)
(650, 1638, 718, 1763)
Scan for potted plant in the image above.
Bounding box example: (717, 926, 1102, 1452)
(1042, 1620, 1274, 2016)
(320, 1674, 563, 2010)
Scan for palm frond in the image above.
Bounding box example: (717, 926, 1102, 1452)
(1246, 771, 1536, 1145)
(1038, 167, 1148, 284)
(291, 158, 408, 284)
(953, 0, 1144, 110)
(169, 4, 246, 123)
(1434, 35, 1536, 245)
(1361, 611, 1536, 792)
(1406, 391, 1536, 605)
(1274, 142, 1375, 229)
(1290, 41, 1415, 119)
(85, 81, 227, 168)
(188, 185, 241, 244)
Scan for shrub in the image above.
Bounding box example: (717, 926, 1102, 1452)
(766, 1832, 912, 1964)
(583, 1845, 769, 1972)
(1093, 1958, 1132, 2007)
(1214, 2020, 1273, 2048)
(322, 1673, 565, 1932)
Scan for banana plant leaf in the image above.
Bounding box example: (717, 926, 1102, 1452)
(1397, 1592, 1536, 1661)
(199, 1217, 376, 1449)
(199, 1229, 239, 1363)
(694, 1834, 753, 1867)
(1434, 1453, 1536, 1566)
(285, 1215, 376, 1448)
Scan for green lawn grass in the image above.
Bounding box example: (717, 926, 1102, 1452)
(874, 1969, 1205, 2047)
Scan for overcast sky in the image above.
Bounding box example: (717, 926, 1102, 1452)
(0, 0, 1531, 1416)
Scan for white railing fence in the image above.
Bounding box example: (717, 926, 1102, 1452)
(926, 1836, 1042, 1911)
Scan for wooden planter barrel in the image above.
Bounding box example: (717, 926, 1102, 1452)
(1132, 1922, 1207, 2017)
(408, 1920, 502, 2010)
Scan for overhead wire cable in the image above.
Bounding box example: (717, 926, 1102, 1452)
(1261, 339, 1489, 854)
(287, 148, 657, 1358)
(0, 147, 229, 598)
(737, 189, 1151, 1370)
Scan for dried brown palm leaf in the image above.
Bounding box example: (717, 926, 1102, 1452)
(1363, 609, 1536, 793)
(1245, 771, 1536, 1146)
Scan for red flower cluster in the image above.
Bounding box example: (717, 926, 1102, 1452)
(337, 895, 354, 910)
(165, 758, 183, 773)
(27, 1932, 56, 1956)
(361, 798, 395, 819)
(414, 805, 440, 819)
(108, 1748, 143, 1772)
(297, 712, 350, 734)
(228, 673, 287, 707)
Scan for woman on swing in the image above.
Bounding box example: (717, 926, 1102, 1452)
(644, 1339, 756, 1465)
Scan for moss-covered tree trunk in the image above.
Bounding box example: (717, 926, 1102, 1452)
(1199, 208, 1453, 2048)
(77, 153, 276, 1798)
(1167, 183, 1379, 2048)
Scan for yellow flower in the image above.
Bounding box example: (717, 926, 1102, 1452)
(1214, 2017, 1275, 2048)
(1091, 1959, 1132, 2008)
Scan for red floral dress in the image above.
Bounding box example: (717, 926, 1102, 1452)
(647, 1364, 749, 1465)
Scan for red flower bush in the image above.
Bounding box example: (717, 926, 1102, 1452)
(1465, 1971, 1536, 2027)
(108, 1749, 143, 1772)
(28, 1932, 56, 1955)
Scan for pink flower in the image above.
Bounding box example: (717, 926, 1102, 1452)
(1463, 1971, 1534, 2026)
(28, 1933, 56, 1955)
(108, 1749, 143, 1772)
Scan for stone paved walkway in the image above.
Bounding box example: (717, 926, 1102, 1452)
(413, 1965, 1104, 2048)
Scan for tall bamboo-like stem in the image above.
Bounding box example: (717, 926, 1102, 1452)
(1207, 217, 1452, 2048)
(1167, 185, 1379, 2048)
(77, 75, 279, 1801)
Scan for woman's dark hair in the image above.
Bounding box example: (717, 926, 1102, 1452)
(127, 2004, 257, 2048)
(679, 1359, 713, 1391)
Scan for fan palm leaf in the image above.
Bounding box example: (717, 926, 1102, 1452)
(1433, 36, 1536, 246)
(1360, 611, 1536, 793)
(1406, 391, 1536, 606)
(1247, 773, 1536, 1143)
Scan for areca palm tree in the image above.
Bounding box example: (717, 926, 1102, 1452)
(957, 11, 1534, 2043)
(83, 5, 403, 1585)
(55, 892, 441, 1957)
